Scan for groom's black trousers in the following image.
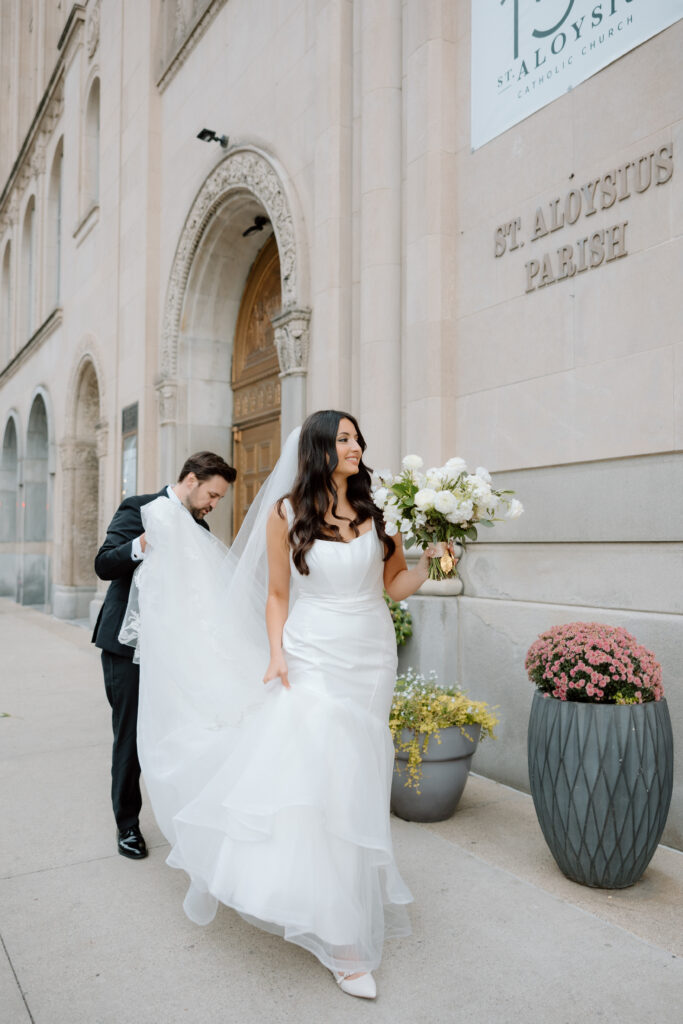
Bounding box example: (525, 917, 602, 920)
(101, 651, 142, 831)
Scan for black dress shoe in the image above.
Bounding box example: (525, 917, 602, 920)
(117, 826, 148, 859)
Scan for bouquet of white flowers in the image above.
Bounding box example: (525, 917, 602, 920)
(372, 454, 523, 580)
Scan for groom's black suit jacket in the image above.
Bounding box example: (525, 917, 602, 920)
(92, 487, 210, 658)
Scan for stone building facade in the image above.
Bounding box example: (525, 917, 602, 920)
(0, 1, 681, 845)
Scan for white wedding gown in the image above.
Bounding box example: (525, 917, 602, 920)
(129, 493, 412, 974)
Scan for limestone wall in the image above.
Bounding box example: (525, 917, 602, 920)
(0, 0, 680, 843)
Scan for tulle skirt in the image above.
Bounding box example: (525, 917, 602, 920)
(133, 498, 412, 974)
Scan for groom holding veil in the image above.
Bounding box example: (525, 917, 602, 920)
(92, 451, 236, 859)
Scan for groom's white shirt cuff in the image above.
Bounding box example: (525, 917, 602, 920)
(131, 486, 178, 561)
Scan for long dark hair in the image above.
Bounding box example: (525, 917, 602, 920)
(278, 410, 396, 575)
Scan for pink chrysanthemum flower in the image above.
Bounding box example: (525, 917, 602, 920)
(525, 622, 663, 704)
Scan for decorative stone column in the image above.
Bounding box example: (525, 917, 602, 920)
(155, 377, 178, 487)
(89, 419, 109, 625)
(272, 307, 311, 441)
(54, 437, 98, 620)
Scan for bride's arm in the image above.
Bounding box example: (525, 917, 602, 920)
(263, 504, 292, 688)
(383, 532, 451, 601)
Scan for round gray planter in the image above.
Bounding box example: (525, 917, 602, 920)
(391, 724, 481, 823)
(528, 692, 674, 889)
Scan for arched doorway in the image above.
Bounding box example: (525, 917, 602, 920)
(55, 358, 102, 620)
(232, 234, 282, 532)
(174, 190, 285, 543)
(158, 147, 311, 542)
(0, 416, 19, 598)
(23, 393, 49, 606)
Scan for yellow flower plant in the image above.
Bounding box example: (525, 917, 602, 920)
(390, 669, 499, 790)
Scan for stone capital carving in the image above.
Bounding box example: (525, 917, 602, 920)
(86, 0, 101, 58)
(155, 378, 178, 425)
(271, 307, 311, 377)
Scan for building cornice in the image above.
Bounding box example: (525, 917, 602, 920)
(157, 0, 228, 93)
(0, 309, 63, 386)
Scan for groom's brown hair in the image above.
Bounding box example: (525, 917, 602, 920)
(178, 451, 236, 484)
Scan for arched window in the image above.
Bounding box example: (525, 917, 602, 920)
(84, 77, 100, 210)
(46, 138, 64, 309)
(23, 394, 50, 606)
(0, 416, 18, 541)
(21, 197, 36, 341)
(0, 416, 19, 598)
(1, 241, 11, 366)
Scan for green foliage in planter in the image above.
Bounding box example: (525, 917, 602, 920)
(384, 592, 413, 647)
(390, 669, 498, 790)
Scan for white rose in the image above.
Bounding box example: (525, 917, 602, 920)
(475, 466, 492, 484)
(445, 457, 468, 476)
(446, 499, 473, 525)
(425, 468, 446, 489)
(383, 499, 401, 523)
(467, 475, 493, 504)
(434, 490, 457, 515)
(402, 454, 424, 471)
(373, 487, 388, 508)
(506, 498, 524, 519)
(479, 492, 500, 515)
(414, 488, 437, 510)
(384, 520, 399, 536)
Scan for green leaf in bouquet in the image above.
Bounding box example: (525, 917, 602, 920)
(465, 525, 478, 541)
(478, 519, 494, 528)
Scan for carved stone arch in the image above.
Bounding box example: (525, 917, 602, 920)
(158, 146, 311, 477)
(160, 146, 309, 378)
(54, 341, 107, 620)
(63, 338, 107, 438)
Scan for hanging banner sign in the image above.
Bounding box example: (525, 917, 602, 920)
(471, 1, 683, 150)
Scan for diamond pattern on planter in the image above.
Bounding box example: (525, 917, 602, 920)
(527, 693, 673, 889)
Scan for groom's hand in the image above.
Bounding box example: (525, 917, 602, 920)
(139, 533, 147, 553)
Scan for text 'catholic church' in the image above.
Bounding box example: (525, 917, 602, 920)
(0, 1, 682, 846)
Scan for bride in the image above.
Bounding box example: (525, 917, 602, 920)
(125, 410, 448, 999)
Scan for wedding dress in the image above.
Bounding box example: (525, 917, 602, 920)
(123, 436, 412, 974)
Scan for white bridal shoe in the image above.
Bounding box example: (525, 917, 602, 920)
(333, 971, 377, 999)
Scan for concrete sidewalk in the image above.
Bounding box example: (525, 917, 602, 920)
(1, 597, 681, 1024)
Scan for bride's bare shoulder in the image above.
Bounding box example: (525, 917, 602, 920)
(268, 497, 290, 526)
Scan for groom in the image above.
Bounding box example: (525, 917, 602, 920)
(92, 451, 237, 859)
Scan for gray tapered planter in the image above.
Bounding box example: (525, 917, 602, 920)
(528, 692, 674, 889)
(391, 724, 480, 823)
